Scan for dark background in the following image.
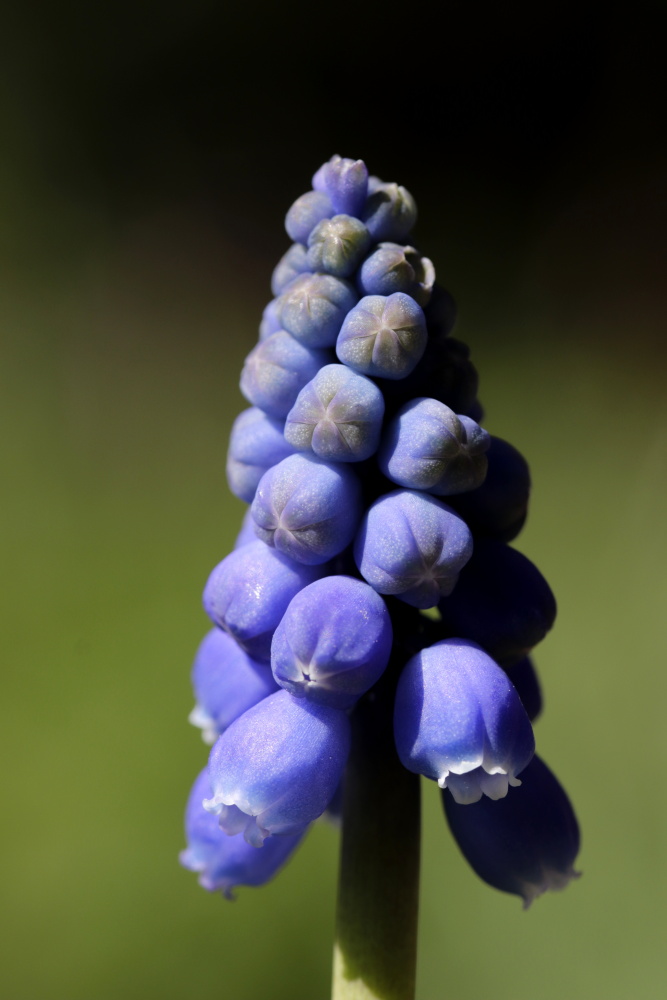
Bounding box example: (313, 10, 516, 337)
(1, 3, 666, 998)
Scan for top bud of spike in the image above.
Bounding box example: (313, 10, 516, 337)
(312, 155, 369, 218)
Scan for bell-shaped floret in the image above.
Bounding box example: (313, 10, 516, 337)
(336, 293, 427, 380)
(307, 215, 371, 278)
(271, 243, 311, 297)
(443, 754, 580, 906)
(437, 541, 557, 667)
(312, 155, 369, 217)
(251, 453, 361, 565)
(271, 576, 393, 709)
(226, 407, 296, 503)
(358, 243, 435, 306)
(189, 629, 278, 744)
(378, 398, 490, 495)
(203, 540, 324, 662)
(279, 273, 358, 348)
(505, 656, 542, 722)
(180, 769, 305, 897)
(285, 190, 333, 244)
(240, 331, 332, 419)
(447, 436, 531, 543)
(394, 638, 535, 804)
(354, 489, 473, 608)
(284, 364, 384, 463)
(204, 689, 351, 846)
(362, 182, 417, 242)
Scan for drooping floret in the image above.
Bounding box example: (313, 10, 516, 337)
(394, 638, 535, 803)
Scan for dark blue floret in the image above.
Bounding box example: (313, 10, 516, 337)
(437, 541, 557, 667)
(505, 656, 543, 722)
(443, 754, 580, 906)
(447, 436, 531, 542)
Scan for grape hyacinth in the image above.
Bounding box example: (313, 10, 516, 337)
(179, 155, 580, 998)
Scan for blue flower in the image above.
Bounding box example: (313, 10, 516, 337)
(443, 754, 580, 906)
(180, 769, 306, 898)
(394, 638, 535, 803)
(204, 689, 351, 846)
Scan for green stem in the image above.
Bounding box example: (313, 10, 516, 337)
(331, 668, 421, 1000)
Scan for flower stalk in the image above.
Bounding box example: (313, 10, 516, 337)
(332, 658, 421, 1000)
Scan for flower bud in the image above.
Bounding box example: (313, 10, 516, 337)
(362, 182, 417, 242)
(394, 638, 535, 803)
(437, 541, 557, 667)
(240, 330, 332, 419)
(354, 489, 473, 608)
(336, 293, 427, 380)
(271, 576, 392, 709)
(358, 243, 435, 306)
(271, 243, 311, 297)
(443, 754, 580, 906)
(285, 190, 333, 244)
(312, 155, 369, 217)
(189, 628, 278, 743)
(284, 363, 384, 462)
(279, 273, 358, 348)
(226, 407, 296, 503)
(203, 540, 324, 662)
(180, 769, 305, 897)
(378, 397, 490, 495)
(204, 689, 351, 845)
(251, 453, 362, 565)
(307, 215, 371, 278)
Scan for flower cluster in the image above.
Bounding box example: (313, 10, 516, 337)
(180, 156, 580, 905)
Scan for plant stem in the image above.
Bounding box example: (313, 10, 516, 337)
(331, 666, 421, 1000)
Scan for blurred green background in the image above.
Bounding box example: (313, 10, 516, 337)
(1, 3, 666, 998)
